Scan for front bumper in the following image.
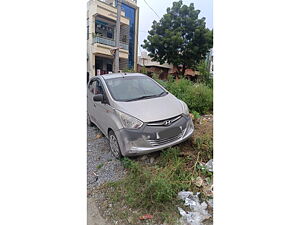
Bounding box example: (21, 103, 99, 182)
(115, 115, 194, 156)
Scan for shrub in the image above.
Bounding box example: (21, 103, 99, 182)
(154, 77, 213, 114)
(197, 60, 213, 88)
(184, 83, 213, 114)
(122, 68, 136, 73)
(140, 66, 147, 75)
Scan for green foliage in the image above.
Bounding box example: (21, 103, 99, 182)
(122, 68, 136, 73)
(194, 135, 213, 161)
(96, 163, 104, 169)
(153, 77, 213, 114)
(152, 73, 160, 81)
(105, 141, 213, 224)
(121, 157, 139, 170)
(197, 60, 213, 88)
(160, 147, 181, 166)
(185, 83, 213, 114)
(109, 148, 191, 212)
(140, 66, 147, 75)
(191, 110, 201, 119)
(142, 0, 213, 75)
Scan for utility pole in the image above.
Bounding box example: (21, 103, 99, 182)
(114, 0, 121, 73)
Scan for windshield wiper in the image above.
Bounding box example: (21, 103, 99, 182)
(157, 91, 168, 97)
(125, 91, 168, 102)
(126, 95, 157, 102)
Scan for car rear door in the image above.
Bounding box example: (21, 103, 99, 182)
(87, 79, 97, 124)
(93, 78, 114, 136)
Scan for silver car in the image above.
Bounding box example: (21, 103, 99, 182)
(87, 73, 194, 158)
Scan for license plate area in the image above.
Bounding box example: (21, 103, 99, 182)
(158, 127, 181, 139)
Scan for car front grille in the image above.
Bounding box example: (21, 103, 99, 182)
(147, 132, 183, 147)
(147, 115, 182, 126)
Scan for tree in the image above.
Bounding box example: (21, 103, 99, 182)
(142, 0, 213, 76)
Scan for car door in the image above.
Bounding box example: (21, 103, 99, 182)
(87, 79, 97, 125)
(93, 78, 114, 136)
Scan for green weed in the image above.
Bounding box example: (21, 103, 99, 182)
(191, 110, 201, 119)
(194, 135, 213, 162)
(106, 148, 193, 223)
(96, 163, 104, 169)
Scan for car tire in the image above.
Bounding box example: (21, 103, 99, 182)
(108, 130, 122, 159)
(87, 113, 94, 127)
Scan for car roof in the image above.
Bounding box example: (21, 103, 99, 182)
(99, 72, 147, 80)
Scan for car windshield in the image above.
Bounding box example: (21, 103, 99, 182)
(104, 76, 167, 102)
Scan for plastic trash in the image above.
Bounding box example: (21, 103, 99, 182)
(195, 176, 204, 187)
(177, 191, 211, 225)
(139, 214, 153, 220)
(205, 159, 213, 172)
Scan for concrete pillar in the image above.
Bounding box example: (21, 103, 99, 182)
(133, 7, 139, 71)
(88, 11, 96, 76)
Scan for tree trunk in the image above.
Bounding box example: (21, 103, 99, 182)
(175, 65, 181, 79)
(181, 65, 187, 76)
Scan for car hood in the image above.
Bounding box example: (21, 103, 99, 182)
(115, 94, 183, 122)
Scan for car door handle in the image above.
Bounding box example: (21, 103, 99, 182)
(93, 103, 96, 107)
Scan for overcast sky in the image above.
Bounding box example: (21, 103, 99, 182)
(137, 0, 213, 55)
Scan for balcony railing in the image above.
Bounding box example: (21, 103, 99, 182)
(119, 42, 129, 50)
(98, 0, 137, 7)
(93, 36, 129, 51)
(98, 0, 116, 7)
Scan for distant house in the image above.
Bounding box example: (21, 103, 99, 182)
(137, 53, 173, 79)
(169, 66, 200, 81)
(137, 52, 199, 81)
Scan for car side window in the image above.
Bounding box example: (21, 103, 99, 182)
(97, 79, 110, 105)
(88, 78, 109, 104)
(94, 80, 104, 95)
(88, 80, 97, 94)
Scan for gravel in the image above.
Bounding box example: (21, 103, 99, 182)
(87, 125, 126, 190)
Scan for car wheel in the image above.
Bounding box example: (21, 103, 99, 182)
(109, 130, 122, 159)
(87, 113, 94, 127)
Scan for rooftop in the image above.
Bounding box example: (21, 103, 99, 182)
(138, 54, 173, 69)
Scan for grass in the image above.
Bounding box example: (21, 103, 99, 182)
(120, 148, 191, 209)
(102, 148, 191, 224)
(193, 134, 213, 162)
(94, 115, 213, 225)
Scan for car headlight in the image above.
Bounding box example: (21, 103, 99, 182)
(115, 110, 143, 129)
(181, 101, 190, 116)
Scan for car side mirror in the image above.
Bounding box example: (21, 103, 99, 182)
(93, 94, 104, 103)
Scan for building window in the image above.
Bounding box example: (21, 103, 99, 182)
(95, 20, 114, 40)
(121, 3, 136, 69)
